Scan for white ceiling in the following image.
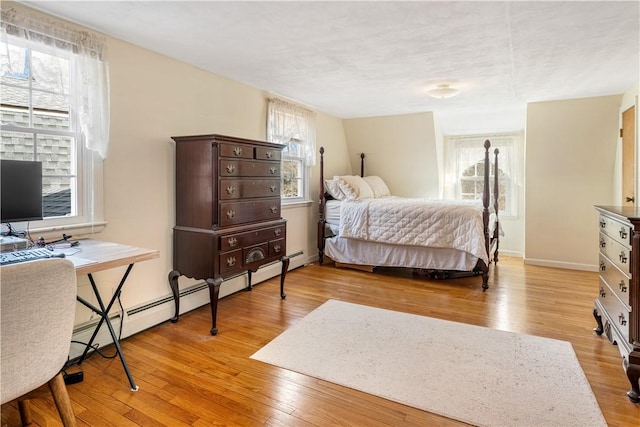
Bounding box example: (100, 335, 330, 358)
(21, 1, 640, 134)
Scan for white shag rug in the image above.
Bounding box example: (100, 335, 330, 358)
(251, 299, 607, 427)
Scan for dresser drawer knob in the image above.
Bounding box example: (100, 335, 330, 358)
(619, 252, 628, 264)
(599, 287, 606, 297)
(600, 220, 606, 228)
(274, 229, 281, 237)
(233, 147, 243, 156)
(599, 262, 606, 271)
(618, 313, 627, 326)
(269, 167, 277, 175)
(226, 164, 236, 174)
(273, 244, 281, 253)
(270, 206, 278, 214)
(266, 150, 274, 159)
(226, 185, 236, 195)
(226, 256, 236, 267)
(228, 237, 238, 247)
(226, 210, 235, 219)
(599, 238, 606, 248)
(270, 185, 278, 192)
(619, 228, 628, 239)
(619, 280, 628, 293)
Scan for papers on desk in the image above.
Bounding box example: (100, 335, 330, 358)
(67, 256, 98, 268)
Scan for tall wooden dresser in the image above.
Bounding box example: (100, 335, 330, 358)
(594, 206, 640, 402)
(169, 134, 288, 335)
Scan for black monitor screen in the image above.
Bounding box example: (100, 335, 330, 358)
(1, 159, 43, 223)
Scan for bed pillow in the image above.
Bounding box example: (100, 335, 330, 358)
(324, 179, 346, 200)
(335, 175, 374, 201)
(363, 175, 391, 198)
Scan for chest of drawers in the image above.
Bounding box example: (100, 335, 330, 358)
(169, 134, 289, 335)
(594, 206, 640, 403)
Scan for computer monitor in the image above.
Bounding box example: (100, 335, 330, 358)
(1, 159, 43, 223)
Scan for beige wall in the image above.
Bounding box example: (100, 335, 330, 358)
(525, 95, 622, 269)
(343, 112, 440, 198)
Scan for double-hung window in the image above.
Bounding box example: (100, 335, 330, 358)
(444, 132, 522, 217)
(1, 7, 109, 233)
(266, 98, 316, 203)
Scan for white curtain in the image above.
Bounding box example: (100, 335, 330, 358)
(1, 5, 110, 159)
(267, 97, 317, 166)
(444, 132, 522, 200)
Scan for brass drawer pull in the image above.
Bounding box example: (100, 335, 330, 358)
(619, 280, 628, 293)
(269, 167, 277, 175)
(599, 262, 606, 271)
(266, 151, 274, 159)
(233, 147, 243, 156)
(226, 256, 236, 267)
(274, 229, 281, 237)
(226, 210, 235, 219)
(599, 287, 606, 297)
(228, 237, 238, 247)
(270, 206, 278, 214)
(619, 228, 628, 239)
(599, 238, 606, 248)
(270, 185, 278, 192)
(619, 252, 628, 264)
(273, 244, 281, 253)
(618, 313, 627, 326)
(226, 186, 236, 195)
(600, 220, 606, 228)
(226, 164, 236, 174)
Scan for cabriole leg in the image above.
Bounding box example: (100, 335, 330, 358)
(207, 277, 223, 335)
(168, 270, 181, 323)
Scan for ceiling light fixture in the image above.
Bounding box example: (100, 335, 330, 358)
(427, 84, 460, 99)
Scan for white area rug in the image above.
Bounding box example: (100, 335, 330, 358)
(251, 300, 606, 427)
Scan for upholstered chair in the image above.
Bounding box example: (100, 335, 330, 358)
(1, 258, 78, 426)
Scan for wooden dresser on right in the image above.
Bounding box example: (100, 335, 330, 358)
(594, 205, 640, 403)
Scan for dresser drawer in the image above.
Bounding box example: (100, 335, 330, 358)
(244, 243, 269, 266)
(219, 143, 254, 159)
(220, 178, 280, 200)
(599, 214, 632, 248)
(598, 277, 630, 342)
(219, 249, 243, 275)
(219, 159, 281, 177)
(599, 232, 631, 274)
(255, 146, 282, 161)
(219, 224, 286, 252)
(269, 238, 285, 257)
(219, 198, 281, 226)
(599, 254, 631, 307)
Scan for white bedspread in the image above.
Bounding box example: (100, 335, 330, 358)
(339, 197, 488, 265)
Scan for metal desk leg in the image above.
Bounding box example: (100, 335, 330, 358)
(76, 264, 139, 391)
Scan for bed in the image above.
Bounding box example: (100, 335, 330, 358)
(317, 140, 500, 290)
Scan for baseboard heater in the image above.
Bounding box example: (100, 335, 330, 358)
(126, 250, 304, 318)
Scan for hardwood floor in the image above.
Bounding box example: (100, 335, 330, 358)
(3, 256, 640, 426)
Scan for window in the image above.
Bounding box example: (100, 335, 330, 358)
(445, 133, 521, 216)
(1, 7, 109, 232)
(266, 98, 316, 202)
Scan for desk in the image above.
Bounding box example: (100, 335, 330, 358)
(69, 239, 159, 391)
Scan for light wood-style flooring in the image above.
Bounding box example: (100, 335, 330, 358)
(2, 256, 640, 426)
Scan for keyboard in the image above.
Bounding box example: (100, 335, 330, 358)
(0, 248, 66, 266)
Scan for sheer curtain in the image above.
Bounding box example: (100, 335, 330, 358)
(1, 5, 110, 159)
(266, 97, 317, 166)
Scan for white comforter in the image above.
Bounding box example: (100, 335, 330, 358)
(339, 197, 489, 265)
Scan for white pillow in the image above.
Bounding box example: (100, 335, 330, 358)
(335, 175, 374, 201)
(324, 179, 346, 200)
(363, 175, 391, 198)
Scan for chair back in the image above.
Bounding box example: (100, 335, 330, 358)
(1, 258, 77, 404)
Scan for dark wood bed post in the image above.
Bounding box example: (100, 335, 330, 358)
(480, 139, 492, 291)
(318, 147, 326, 264)
(493, 147, 500, 263)
(360, 153, 365, 177)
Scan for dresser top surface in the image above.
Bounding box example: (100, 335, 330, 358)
(596, 205, 640, 222)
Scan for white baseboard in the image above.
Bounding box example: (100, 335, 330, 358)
(523, 257, 598, 272)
